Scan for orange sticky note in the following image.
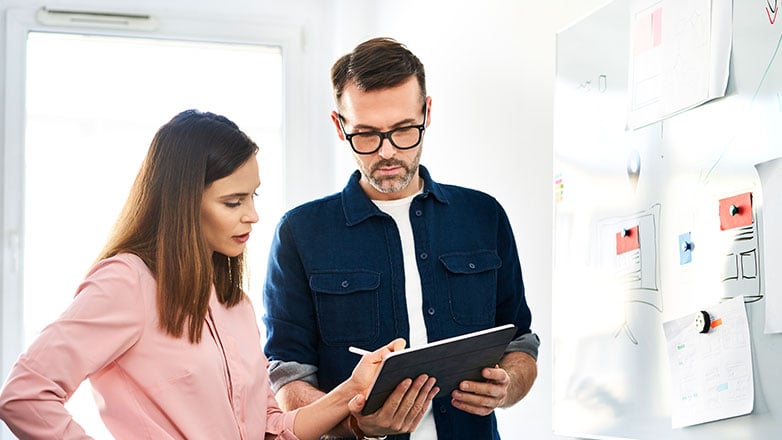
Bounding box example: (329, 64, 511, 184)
(616, 225, 640, 254)
(719, 192, 753, 230)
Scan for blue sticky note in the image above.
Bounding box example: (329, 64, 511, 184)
(679, 232, 692, 265)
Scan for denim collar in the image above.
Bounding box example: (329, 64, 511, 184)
(341, 165, 449, 226)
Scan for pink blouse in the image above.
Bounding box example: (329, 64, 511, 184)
(0, 253, 299, 439)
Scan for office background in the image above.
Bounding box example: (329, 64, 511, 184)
(0, 1, 607, 439)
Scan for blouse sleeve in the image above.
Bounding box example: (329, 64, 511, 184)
(0, 256, 146, 439)
(263, 384, 300, 440)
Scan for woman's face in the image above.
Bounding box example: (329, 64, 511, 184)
(200, 156, 260, 257)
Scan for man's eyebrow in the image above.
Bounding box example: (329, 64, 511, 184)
(349, 116, 419, 131)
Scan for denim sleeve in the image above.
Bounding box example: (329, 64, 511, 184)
(494, 202, 534, 336)
(263, 216, 321, 368)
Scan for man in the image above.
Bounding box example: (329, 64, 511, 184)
(263, 37, 539, 439)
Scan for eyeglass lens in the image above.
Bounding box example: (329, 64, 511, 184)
(351, 126, 422, 153)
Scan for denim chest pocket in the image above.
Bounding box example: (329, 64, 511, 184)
(310, 270, 381, 345)
(439, 251, 501, 326)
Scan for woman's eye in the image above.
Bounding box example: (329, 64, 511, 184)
(224, 201, 241, 208)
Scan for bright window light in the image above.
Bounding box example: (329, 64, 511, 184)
(24, 31, 283, 436)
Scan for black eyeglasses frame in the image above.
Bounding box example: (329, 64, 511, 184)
(337, 104, 428, 155)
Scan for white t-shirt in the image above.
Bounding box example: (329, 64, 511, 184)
(373, 191, 437, 439)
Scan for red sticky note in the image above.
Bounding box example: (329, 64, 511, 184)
(616, 225, 640, 254)
(719, 192, 753, 230)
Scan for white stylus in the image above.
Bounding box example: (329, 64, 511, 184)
(348, 346, 371, 356)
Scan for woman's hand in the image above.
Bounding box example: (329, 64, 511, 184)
(348, 338, 407, 391)
(346, 339, 439, 438)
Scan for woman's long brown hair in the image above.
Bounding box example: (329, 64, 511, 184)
(98, 110, 259, 343)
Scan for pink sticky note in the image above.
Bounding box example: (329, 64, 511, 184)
(633, 7, 663, 55)
(652, 8, 662, 47)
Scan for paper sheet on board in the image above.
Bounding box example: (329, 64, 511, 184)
(627, 0, 731, 129)
(662, 297, 753, 428)
(755, 157, 782, 333)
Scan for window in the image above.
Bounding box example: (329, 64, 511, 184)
(24, 33, 283, 344)
(5, 22, 288, 437)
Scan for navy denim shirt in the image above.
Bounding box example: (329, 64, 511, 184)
(263, 166, 535, 440)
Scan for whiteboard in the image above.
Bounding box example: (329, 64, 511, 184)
(552, 0, 782, 439)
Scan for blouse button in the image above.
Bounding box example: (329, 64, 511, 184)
(415, 209, 423, 217)
(468, 262, 476, 270)
(341, 280, 349, 288)
(427, 307, 436, 316)
(420, 252, 428, 260)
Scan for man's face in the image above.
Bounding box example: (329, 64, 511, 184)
(332, 76, 431, 201)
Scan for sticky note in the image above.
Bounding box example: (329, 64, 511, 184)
(616, 225, 640, 254)
(679, 232, 692, 265)
(719, 192, 753, 230)
(633, 7, 663, 55)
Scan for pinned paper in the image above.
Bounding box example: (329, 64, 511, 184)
(719, 192, 753, 230)
(616, 225, 640, 254)
(663, 296, 753, 428)
(756, 158, 782, 333)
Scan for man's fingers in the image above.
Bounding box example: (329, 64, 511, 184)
(400, 377, 438, 431)
(393, 374, 434, 418)
(482, 365, 510, 383)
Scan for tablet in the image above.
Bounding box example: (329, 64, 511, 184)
(360, 323, 517, 415)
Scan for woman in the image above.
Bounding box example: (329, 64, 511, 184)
(0, 110, 437, 439)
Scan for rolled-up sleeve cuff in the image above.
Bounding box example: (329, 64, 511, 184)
(268, 360, 319, 394)
(271, 408, 300, 439)
(506, 332, 540, 360)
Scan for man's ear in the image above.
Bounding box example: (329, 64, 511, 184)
(425, 96, 432, 128)
(330, 111, 346, 140)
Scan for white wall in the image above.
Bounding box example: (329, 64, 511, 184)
(335, 1, 610, 439)
(1, 1, 611, 439)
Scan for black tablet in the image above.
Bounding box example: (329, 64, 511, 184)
(360, 324, 517, 415)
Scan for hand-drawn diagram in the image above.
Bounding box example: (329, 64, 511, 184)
(718, 192, 762, 302)
(767, 0, 778, 25)
(598, 204, 663, 344)
(553, 1, 782, 438)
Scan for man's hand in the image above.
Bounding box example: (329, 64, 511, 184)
(450, 365, 510, 416)
(450, 351, 537, 416)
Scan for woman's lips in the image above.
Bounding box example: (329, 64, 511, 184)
(233, 233, 250, 243)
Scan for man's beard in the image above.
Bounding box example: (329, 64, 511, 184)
(365, 150, 421, 194)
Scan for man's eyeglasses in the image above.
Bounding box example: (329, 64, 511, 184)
(337, 105, 427, 155)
